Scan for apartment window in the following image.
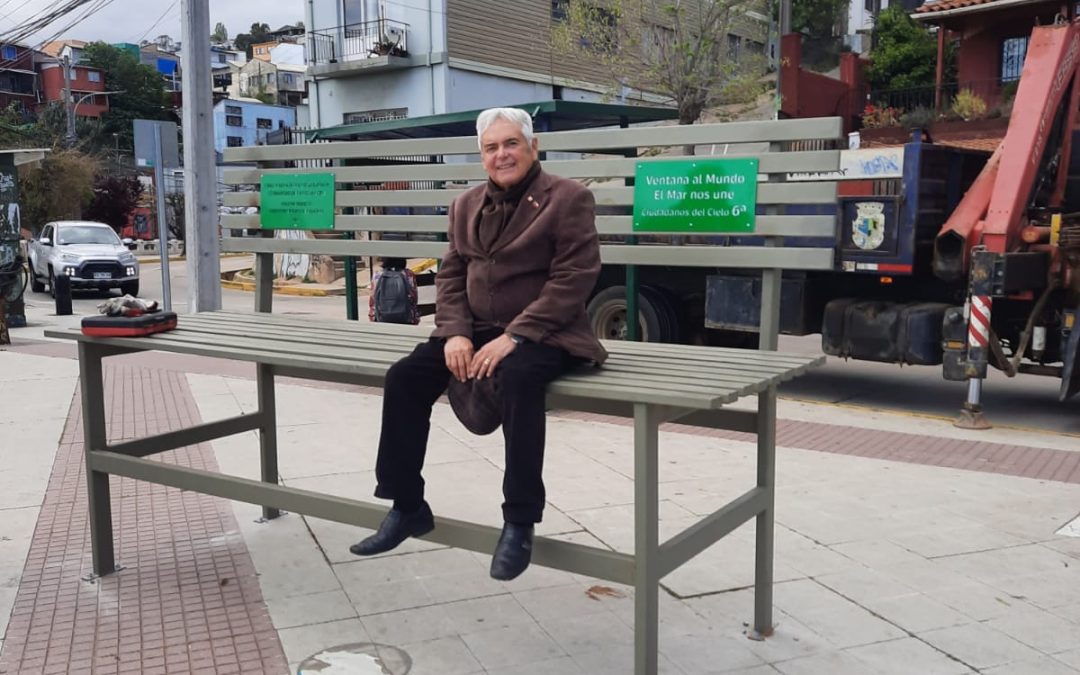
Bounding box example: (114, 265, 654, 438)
(226, 115, 243, 126)
(551, 0, 568, 22)
(283, 73, 294, 85)
(226, 136, 243, 147)
(225, 104, 242, 114)
(1, 45, 16, 60)
(88, 71, 101, 83)
(1001, 36, 1028, 82)
(727, 34, 742, 61)
(256, 118, 272, 129)
(552, 1, 617, 53)
(342, 107, 408, 124)
(343, 0, 363, 26)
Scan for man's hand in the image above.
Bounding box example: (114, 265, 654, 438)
(469, 334, 518, 379)
(444, 336, 474, 382)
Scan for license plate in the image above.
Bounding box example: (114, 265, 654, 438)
(93, 272, 112, 279)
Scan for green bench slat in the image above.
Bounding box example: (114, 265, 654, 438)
(218, 213, 838, 239)
(222, 118, 843, 164)
(222, 151, 840, 185)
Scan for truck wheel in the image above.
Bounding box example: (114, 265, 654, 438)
(641, 285, 680, 343)
(587, 285, 663, 342)
(29, 265, 44, 293)
(48, 268, 55, 299)
(120, 281, 139, 297)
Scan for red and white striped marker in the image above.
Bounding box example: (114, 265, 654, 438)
(968, 295, 992, 349)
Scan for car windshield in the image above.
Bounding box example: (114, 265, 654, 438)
(57, 226, 120, 246)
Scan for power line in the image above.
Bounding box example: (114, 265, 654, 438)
(136, 0, 180, 45)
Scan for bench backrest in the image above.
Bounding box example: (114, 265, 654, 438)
(219, 117, 843, 348)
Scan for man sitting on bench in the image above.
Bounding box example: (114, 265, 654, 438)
(349, 106, 608, 580)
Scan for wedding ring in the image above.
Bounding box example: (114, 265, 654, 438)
(483, 359, 491, 365)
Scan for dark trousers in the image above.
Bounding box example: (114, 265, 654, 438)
(374, 330, 580, 523)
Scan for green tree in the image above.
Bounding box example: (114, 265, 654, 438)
(790, 0, 847, 38)
(18, 150, 99, 232)
(234, 22, 273, 58)
(81, 42, 175, 153)
(212, 22, 229, 44)
(552, 0, 767, 126)
(866, 5, 939, 90)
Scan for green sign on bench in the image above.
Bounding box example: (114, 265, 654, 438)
(633, 158, 759, 233)
(260, 173, 336, 230)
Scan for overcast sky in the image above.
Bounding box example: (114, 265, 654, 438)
(5, 1, 304, 47)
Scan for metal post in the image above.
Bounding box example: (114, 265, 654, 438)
(63, 55, 76, 146)
(633, 403, 659, 675)
(153, 123, 173, 310)
(79, 342, 116, 577)
(256, 363, 281, 520)
(622, 121, 640, 341)
(626, 262, 639, 340)
(181, 0, 223, 313)
(751, 385, 777, 638)
(759, 142, 784, 351)
(345, 231, 359, 320)
(254, 251, 273, 313)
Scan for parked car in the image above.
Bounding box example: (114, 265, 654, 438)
(28, 221, 139, 297)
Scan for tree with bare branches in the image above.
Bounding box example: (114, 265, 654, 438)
(551, 0, 768, 126)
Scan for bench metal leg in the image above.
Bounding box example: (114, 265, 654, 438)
(753, 385, 778, 637)
(256, 363, 281, 520)
(633, 403, 660, 675)
(79, 342, 116, 577)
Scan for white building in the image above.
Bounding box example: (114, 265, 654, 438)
(302, 0, 767, 129)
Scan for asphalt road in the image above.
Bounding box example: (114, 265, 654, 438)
(20, 259, 1080, 437)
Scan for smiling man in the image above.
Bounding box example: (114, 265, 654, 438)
(349, 107, 607, 580)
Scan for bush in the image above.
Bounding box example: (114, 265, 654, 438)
(862, 103, 902, 129)
(951, 89, 988, 121)
(899, 106, 937, 129)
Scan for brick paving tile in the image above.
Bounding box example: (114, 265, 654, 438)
(562, 411, 1080, 485)
(0, 364, 289, 675)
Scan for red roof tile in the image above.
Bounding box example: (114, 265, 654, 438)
(916, 0, 998, 13)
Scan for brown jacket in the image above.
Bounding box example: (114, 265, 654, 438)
(432, 170, 608, 364)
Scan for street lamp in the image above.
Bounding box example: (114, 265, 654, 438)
(66, 89, 124, 147)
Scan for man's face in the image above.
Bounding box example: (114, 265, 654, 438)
(480, 118, 540, 189)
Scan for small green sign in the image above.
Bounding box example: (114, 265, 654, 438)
(260, 173, 336, 229)
(633, 159, 759, 233)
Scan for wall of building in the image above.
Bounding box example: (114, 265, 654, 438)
(213, 100, 296, 154)
(37, 63, 108, 117)
(270, 43, 305, 65)
(309, 66, 442, 125)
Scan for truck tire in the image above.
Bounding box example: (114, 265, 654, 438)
(48, 268, 55, 299)
(120, 281, 139, 297)
(587, 285, 664, 342)
(641, 285, 680, 343)
(28, 264, 44, 293)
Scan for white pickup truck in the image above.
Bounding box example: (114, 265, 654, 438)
(28, 221, 140, 297)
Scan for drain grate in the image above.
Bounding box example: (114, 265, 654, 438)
(297, 642, 411, 674)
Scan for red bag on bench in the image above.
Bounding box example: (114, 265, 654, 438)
(81, 312, 178, 337)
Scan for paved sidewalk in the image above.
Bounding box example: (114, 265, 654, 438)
(2, 335, 1080, 674)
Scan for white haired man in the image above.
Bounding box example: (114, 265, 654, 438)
(349, 107, 608, 580)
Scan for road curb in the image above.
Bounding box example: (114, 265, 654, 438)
(219, 278, 344, 297)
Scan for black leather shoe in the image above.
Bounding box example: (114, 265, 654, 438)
(490, 522, 534, 581)
(349, 502, 434, 556)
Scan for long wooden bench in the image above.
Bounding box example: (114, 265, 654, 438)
(47, 116, 842, 675)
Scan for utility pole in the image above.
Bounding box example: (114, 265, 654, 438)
(775, 0, 792, 120)
(181, 0, 222, 312)
(62, 55, 76, 146)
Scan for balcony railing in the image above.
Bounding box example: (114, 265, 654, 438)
(867, 78, 1017, 116)
(309, 19, 410, 66)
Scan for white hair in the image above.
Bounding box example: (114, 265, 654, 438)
(476, 107, 535, 148)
